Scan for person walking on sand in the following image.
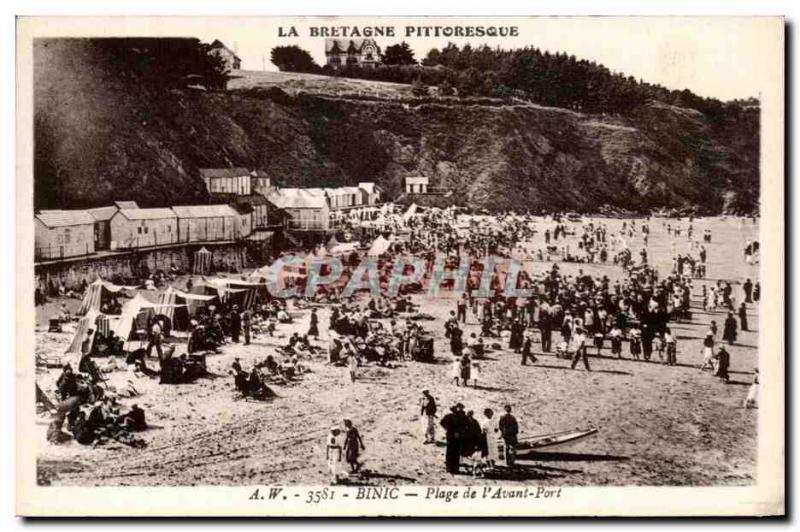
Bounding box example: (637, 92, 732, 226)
(343, 419, 365, 474)
(348, 353, 358, 383)
(521, 332, 536, 365)
(713, 346, 731, 383)
(498, 405, 519, 467)
(325, 426, 343, 484)
(570, 327, 590, 371)
(440, 404, 465, 474)
(308, 308, 320, 339)
(700, 331, 715, 371)
(450, 356, 461, 386)
(738, 302, 749, 332)
(723, 312, 738, 345)
(459, 352, 472, 386)
(420, 390, 437, 443)
(664, 327, 677, 366)
(481, 408, 500, 473)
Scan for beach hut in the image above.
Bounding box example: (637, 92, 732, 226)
(109, 208, 178, 249)
(193, 247, 213, 275)
(35, 210, 95, 261)
(171, 204, 240, 243)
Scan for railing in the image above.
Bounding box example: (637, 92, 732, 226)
(35, 243, 92, 261)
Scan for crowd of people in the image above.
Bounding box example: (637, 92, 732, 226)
(37, 209, 760, 483)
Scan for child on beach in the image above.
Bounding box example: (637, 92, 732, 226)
(629, 327, 642, 360)
(451, 357, 461, 386)
(744, 369, 759, 408)
(609, 326, 623, 358)
(471, 361, 482, 388)
(664, 328, 677, 366)
(325, 426, 342, 484)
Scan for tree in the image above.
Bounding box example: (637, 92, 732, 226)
(383, 42, 417, 66)
(270, 45, 320, 73)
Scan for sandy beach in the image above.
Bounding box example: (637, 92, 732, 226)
(35, 216, 760, 487)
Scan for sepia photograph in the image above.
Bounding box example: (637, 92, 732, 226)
(14, 14, 785, 517)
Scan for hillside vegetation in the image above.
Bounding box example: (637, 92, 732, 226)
(34, 45, 759, 214)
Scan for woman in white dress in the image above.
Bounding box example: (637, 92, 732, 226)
(326, 426, 343, 484)
(451, 357, 461, 386)
(481, 408, 500, 472)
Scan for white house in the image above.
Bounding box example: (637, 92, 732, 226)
(35, 210, 95, 261)
(358, 182, 382, 205)
(325, 38, 382, 70)
(109, 208, 178, 249)
(209, 40, 241, 71)
(405, 176, 429, 194)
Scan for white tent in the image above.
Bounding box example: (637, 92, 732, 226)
(402, 203, 418, 222)
(76, 278, 138, 316)
(65, 310, 100, 355)
(114, 294, 184, 349)
(367, 235, 393, 257)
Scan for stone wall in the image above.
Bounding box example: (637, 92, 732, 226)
(35, 242, 250, 293)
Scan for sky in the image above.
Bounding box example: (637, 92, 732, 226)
(20, 16, 782, 101)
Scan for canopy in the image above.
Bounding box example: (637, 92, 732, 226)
(367, 235, 393, 257)
(198, 278, 258, 309)
(65, 310, 99, 355)
(76, 278, 137, 316)
(114, 293, 184, 349)
(154, 286, 216, 330)
(193, 247, 213, 275)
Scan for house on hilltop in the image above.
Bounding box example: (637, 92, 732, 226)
(405, 176, 429, 194)
(325, 38, 382, 70)
(209, 39, 241, 71)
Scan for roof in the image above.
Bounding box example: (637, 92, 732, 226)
(405, 176, 429, 184)
(36, 210, 94, 228)
(171, 205, 238, 219)
(114, 201, 139, 210)
(116, 208, 177, 221)
(199, 168, 251, 179)
(235, 194, 269, 206)
(87, 205, 118, 222)
(250, 169, 271, 179)
(267, 189, 328, 209)
(358, 182, 378, 194)
(325, 38, 381, 55)
(230, 203, 253, 215)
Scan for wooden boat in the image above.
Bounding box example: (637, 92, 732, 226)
(515, 428, 599, 451)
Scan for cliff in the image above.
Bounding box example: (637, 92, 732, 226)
(34, 64, 759, 214)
